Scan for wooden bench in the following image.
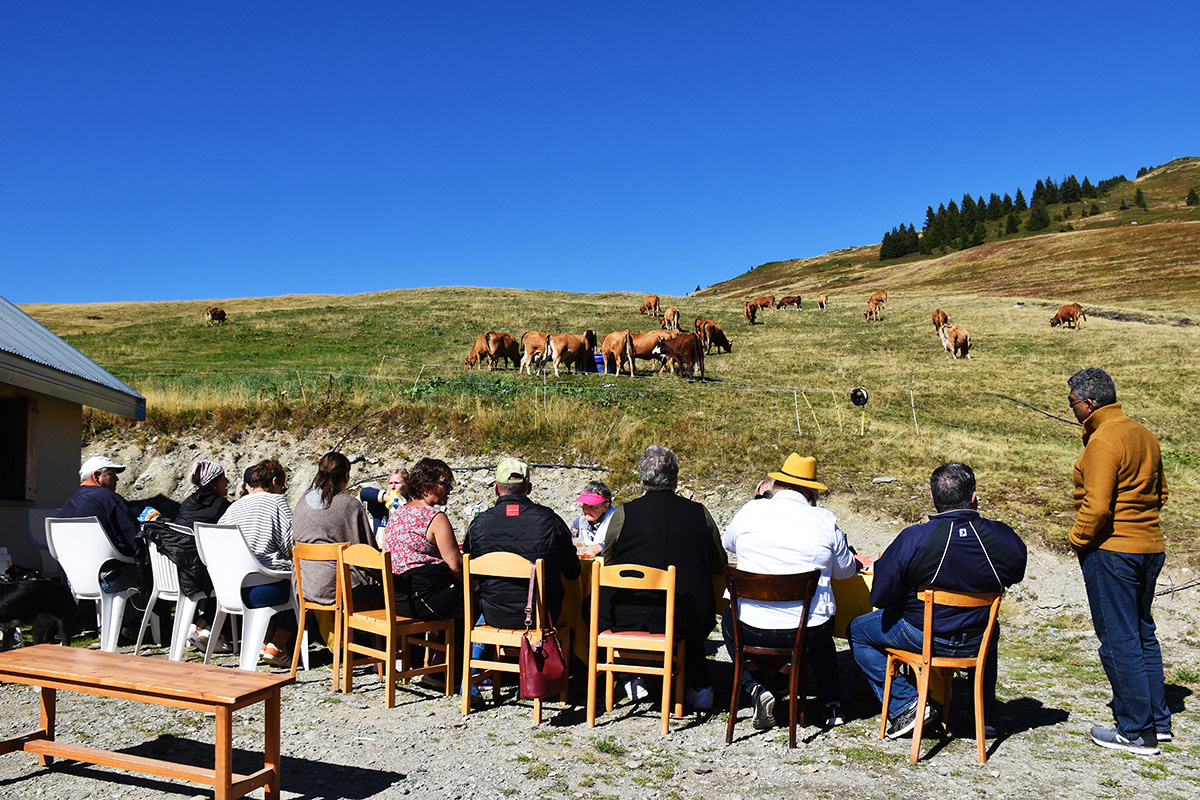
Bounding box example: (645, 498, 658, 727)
(0, 644, 292, 800)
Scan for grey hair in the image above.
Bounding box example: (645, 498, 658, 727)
(582, 480, 613, 501)
(930, 462, 976, 512)
(638, 446, 679, 491)
(1068, 367, 1117, 408)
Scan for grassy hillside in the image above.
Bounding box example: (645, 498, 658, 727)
(21, 161, 1200, 562)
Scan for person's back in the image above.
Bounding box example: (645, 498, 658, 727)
(61, 456, 138, 557)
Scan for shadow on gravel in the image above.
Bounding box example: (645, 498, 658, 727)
(1166, 682, 1193, 714)
(0, 735, 404, 799)
(992, 696, 1069, 734)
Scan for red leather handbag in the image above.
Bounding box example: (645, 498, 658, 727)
(518, 565, 568, 699)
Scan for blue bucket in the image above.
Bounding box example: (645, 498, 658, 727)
(594, 353, 606, 373)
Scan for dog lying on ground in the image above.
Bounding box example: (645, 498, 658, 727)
(0, 569, 76, 649)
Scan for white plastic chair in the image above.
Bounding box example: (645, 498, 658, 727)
(46, 516, 136, 652)
(27, 508, 64, 579)
(194, 523, 307, 672)
(134, 532, 211, 661)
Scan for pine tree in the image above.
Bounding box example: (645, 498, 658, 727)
(1026, 202, 1051, 231)
(1187, 188, 1199, 206)
(1015, 188, 1028, 211)
(1135, 188, 1147, 209)
(1002, 193, 1013, 214)
(1044, 176, 1060, 205)
(968, 220, 987, 248)
(1031, 179, 1047, 207)
(1119, 198, 1130, 211)
(1063, 205, 1072, 219)
(1081, 177, 1097, 198)
(1089, 202, 1101, 216)
(1061, 175, 1082, 203)
(1006, 211, 1020, 234)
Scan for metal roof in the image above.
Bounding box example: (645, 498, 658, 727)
(0, 295, 145, 420)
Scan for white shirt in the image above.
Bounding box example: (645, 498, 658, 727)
(722, 490, 856, 629)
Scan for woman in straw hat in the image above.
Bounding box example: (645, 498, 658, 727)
(721, 453, 861, 730)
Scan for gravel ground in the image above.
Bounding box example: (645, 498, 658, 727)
(1, 431, 1197, 799)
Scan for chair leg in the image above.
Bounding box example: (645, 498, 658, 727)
(384, 631, 396, 709)
(725, 653, 743, 744)
(170, 595, 201, 662)
(240, 609, 275, 672)
(133, 590, 160, 655)
(443, 621, 456, 697)
(673, 642, 685, 720)
(879, 655, 896, 739)
(605, 647, 615, 713)
(290, 610, 308, 677)
(461, 630, 474, 714)
(559, 628, 571, 706)
(330, 612, 342, 692)
(973, 668, 988, 763)
(100, 593, 129, 653)
(909, 666, 931, 764)
(206, 611, 227, 664)
(659, 663, 671, 737)
(586, 651, 599, 728)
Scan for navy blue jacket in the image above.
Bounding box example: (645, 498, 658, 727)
(870, 508, 1026, 635)
(60, 484, 139, 557)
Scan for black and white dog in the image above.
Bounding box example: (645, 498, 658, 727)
(0, 566, 76, 650)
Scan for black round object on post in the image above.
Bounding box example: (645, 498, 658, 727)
(850, 387, 869, 407)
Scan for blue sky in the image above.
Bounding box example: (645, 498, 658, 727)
(3, 2, 1197, 305)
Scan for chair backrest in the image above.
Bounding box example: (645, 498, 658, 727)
(338, 543, 394, 619)
(293, 541, 351, 610)
(45, 517, 126, 600)
(724, 565, 820, 664)
(590, 560, 677, 640)
(195, 522, 277, 615)
(145, 539, 182, 599)
(916, 586, 1003, 665)
(462, 552, 546, 629)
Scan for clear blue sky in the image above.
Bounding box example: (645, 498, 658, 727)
(4, 2, 1197, 305)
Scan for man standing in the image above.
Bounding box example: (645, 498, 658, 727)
(848, 463, 1026, 739)
(599, 445, 728, 710)
(1068, 367, 1171, 755)
(60, 455, 139, 557)
(463, 457, 580, 629)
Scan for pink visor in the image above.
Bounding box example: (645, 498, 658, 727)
(576, 491, 609, 505)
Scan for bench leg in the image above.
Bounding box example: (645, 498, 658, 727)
(215, 706, 232, 800)
(37, 687, 56, 766)
(265, 689, 282, 800)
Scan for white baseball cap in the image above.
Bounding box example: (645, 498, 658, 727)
(80, 456, 126, 480)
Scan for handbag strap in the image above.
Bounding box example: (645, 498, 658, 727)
(523, 563, 556, 633)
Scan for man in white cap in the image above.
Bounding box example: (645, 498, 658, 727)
(60, 455, 139, 557)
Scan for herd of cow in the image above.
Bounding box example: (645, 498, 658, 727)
(739, 292, 828, 324)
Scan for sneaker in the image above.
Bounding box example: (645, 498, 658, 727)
(259, 644, 290, 668)
(188, 625, 233, 653)
(750, 687, 776, 730)
(1157, 729, 1173, 743)
(686, 686, 714, 712)
(983, 724, 998, 739)
(624, 676, 650, 702)
(1090, 726, 1160, 755)
(825, 702, 845, 728)
(417, 672, 446, 691)
(886, 700, 940, 739)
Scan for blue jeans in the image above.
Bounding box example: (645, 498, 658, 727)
(1078, 548, 1170, 739)
(848, 608, 994, 719)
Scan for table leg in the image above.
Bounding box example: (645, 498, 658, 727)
(215, 706, 232, 800)
(37, 687, 56, 766)
(264, 690, 281, 800)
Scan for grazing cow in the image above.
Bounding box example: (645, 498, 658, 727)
(865, 298, 882, 322)
(775, 295, 802, 310)
(700, 320, 732, 354)
(932, 308, 949, 333)
(1072, 302, 1087, 323)
(743, 301, 758, 325)
(638, 294, 661, 316)
(869, 290, 888, 308)
(465, 334, 490, 370)
(752, 295, 775, 312)
(600, 330, 636, 377)
(629, 329, 682, 374)
(545, 330, 598, 376)
(817, 294, 828, 311)
(659, 306, 681, 331)
(651, 333, 705, 381)
(204, 306, 227, 326)
(487, 331, 520, 370)
(1050, 304, 1082, 329)
(520, 330, 550, 374)
(939, 324, 971, 359)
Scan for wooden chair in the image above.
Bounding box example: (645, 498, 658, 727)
(461, 553, 565, 724)
(880, 586, 1003, 763)
(723, 565, 821, 748)
(587, 559, 684, 736)
(338, 544, 455, 708)
(290, 541, 349, 687)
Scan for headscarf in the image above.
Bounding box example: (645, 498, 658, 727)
(186, 460, 226, 496)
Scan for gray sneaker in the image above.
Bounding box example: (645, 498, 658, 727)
(1157, 729, 1173, 743)
(750, 687, 776, 730)
(1090, 726, 1160, 756)
(885, 700, 940, 739)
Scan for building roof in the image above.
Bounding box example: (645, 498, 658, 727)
(0, 295, 145, 420)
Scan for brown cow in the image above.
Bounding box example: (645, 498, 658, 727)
(939, 324, 971, 359)
(817, 294, 828, 310)
(486, 331, 520, 370)
(752, 295, 775, 312)
(629, 329, 682, 374)
(743, 301, 758, 324)
(1072, 302, 1088, 323)
(638, 294, 661, 316)
(545, 330, 598, 376)
(932, 308, 949, 333)
(693, 317, 713, 335)
(869, 290, 888, 307)
(659, 306, 681, 331)
(775, 295, 802, 310)
(651, 333, 705, 380)
(465, 334, 490, 370)
(864, 298, 882, 322)
(600, 330, 636, 377)
(1050, 304, 1082, 329)
(204, 306, 227, 326)
(700, 320, 732, 354)
(520, 330, 550, 374)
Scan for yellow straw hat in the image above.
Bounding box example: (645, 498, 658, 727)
(767, 454, 828, 492)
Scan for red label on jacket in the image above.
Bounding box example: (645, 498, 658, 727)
(506, 504, 520, 516)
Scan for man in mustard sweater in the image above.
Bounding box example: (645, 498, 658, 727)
(1068, 367, 1170, 755)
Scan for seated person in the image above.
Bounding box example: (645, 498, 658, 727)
(569, 480, 616, 557)
(598, 446, 728, 710)
(360, 468, 410, 543)
(219, 458, 297, 667)
(721, 454, 860, 730)
(463, 457, 580, 629)
(60, 455, 138, 557)
(848, 463, 1027, 738)
(384, 458, 462, 620)
(169, 459, 232, 651)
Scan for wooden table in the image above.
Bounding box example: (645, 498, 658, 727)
(0, 645, 292, 800)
